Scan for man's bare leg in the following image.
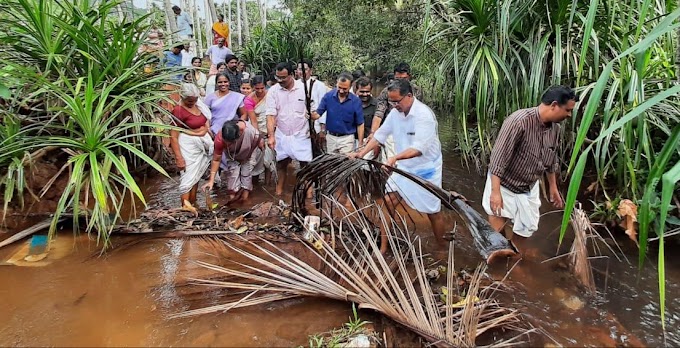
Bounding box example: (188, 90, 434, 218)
(486, 215, 518, 263)
(428, 211, 447, 247)
(379, 192, 401, 254)
(275, 158, 290, 196)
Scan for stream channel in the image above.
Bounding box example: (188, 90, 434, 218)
(0, 113, 679, 347)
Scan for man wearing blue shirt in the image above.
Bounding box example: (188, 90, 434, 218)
(162, 43, 185, 80)
(172, 5, 194, 39)
(314, 73, 364, 155)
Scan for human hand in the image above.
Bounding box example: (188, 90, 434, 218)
(347, 152, 359, 159)
(489, 189, 503, 216)
(176, 157, 186, 171)
(449, 190, 468, 202)
(268, 136, 276, 150)
(201, 180, 214, 193)
(550, 188, 564, 208)
(385, 156, 397, 168)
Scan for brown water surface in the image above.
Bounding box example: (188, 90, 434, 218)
(0, 113, 678, 347)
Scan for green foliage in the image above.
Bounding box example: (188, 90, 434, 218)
(0, 0, 175, 247)
(306, 304, 375, 348)
(558, 6, 680, 329)
(238, 18, 313, 77)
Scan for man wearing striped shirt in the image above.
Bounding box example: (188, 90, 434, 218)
(483, 86, 577, 254)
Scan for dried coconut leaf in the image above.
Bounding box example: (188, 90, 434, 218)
(617, 199, 638, 242)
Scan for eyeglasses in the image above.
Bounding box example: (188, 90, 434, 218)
(274, 75, 289, 82)
(388, 95, 406, 106)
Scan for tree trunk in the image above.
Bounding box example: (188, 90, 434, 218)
(205, 0, 213, 49)
(228, 0, 233, 48)
(164, 0, 177, 36)
(190, 0, 204, 55)
(236, 0, 242, 47)
(241, 0, 249, 42)
(258, 0, 266, 28)
(206, 0, 218, 24)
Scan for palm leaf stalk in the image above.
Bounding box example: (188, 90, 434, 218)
(292, 154, 516, 261)
(176, 195, 533, 347)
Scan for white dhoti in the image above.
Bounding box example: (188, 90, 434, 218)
(482, 173, 541, 237)
(386, 165, 442, 214)
(326, 134, 354, 155)
(275, 129, 312, 162)
(178, 133, 213, 194)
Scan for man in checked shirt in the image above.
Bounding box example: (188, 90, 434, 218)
(482, 86, 578, 256)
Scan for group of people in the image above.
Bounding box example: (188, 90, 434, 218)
(165, 40, 579, 259)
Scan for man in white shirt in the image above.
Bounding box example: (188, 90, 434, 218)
(205, 38, 233, 65)
(296, 60, 328, 150)
(350, 79, 444, 254)
(181, 41, 197, 67)
(172, 6, 193, 39)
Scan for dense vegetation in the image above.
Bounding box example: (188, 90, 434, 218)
(0, 0, 174, 246)
(0, 0, 678, 330)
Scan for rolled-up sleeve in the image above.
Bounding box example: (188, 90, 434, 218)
(373, 110, 393, 144)
(410, 111, 436, 154)
(354, 98, 364, 126)
(265, 90, 277, 117)
(316, 93, 328, 117)
(488, 119, 523, 177)
(374, 88, 388, 119)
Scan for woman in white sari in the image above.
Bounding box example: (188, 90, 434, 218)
(170, 84, 214, 207)
(245, 76, 276, 184)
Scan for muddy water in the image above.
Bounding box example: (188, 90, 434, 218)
(1, 114, 678, 347)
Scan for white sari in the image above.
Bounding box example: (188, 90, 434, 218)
(178, 133, 213, 194)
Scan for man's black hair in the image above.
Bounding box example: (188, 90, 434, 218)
(298, 59, 313, 70)
(541, 86, 579, 106)
(393, 62, 411, 74)
(224, 54, 238, 64)
(337, 72, 354, 83)
(355, 76, 372, 89)
(275, 62, 296, 75)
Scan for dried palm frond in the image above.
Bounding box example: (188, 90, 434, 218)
(177, 197, 532, 347)
(569, 206, 597, 294)
(292, 154, 515, 261)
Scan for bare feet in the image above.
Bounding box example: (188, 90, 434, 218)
(485, 248, 518, 264)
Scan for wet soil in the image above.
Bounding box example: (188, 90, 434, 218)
(1, 115, 679, 347)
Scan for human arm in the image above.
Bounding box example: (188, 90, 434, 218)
(266, 115, 276, 149)
(350, 137, 381, 159)
(169, 129, 185, 170)
(265, 91, 277, 149)
(370, 89, 388, 135)
(201, 158, 221, 192)
(546, 172, 564, 208)
(385, 148, 421, 168)
(311, 93, 327, 121)
(489, 174, 504, 215)
(355, 99, 365, 145)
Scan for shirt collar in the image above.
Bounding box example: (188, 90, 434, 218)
(332, 89, 355, 101)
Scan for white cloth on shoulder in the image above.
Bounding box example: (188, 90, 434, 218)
(482, 172, 541, 237)
(178, 133, 213, 194)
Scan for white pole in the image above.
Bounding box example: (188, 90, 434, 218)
(236, 0, 242, 47)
